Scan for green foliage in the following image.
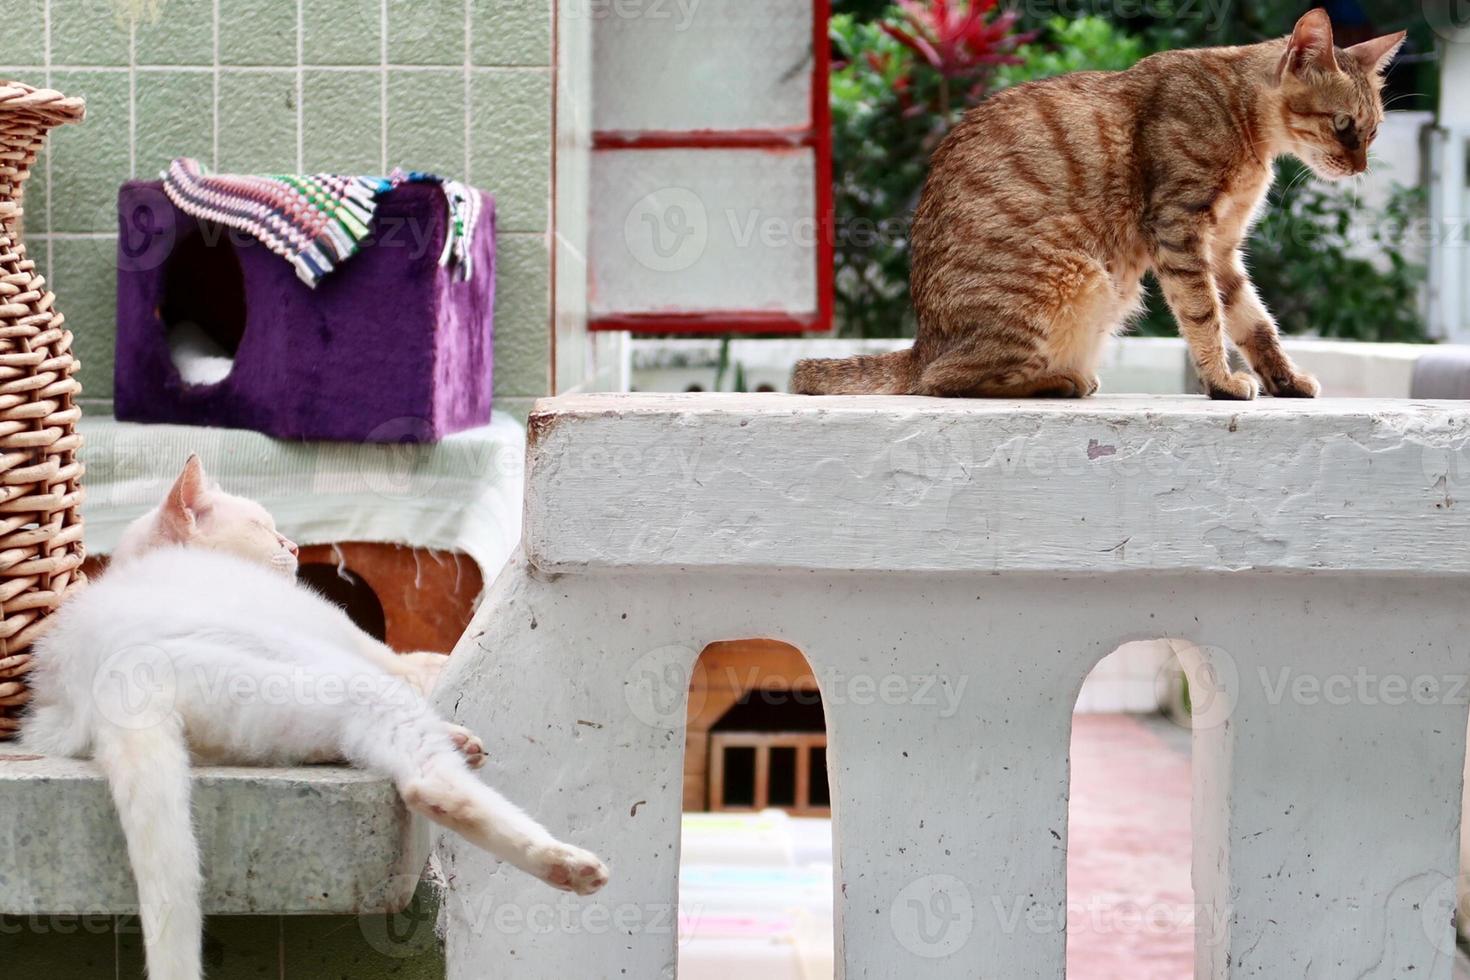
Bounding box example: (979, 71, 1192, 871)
(829, 12, 943, 338)
(713, 337, 750, 392)
(831, 0, 891, 23)
(995, 15, 1153, 88)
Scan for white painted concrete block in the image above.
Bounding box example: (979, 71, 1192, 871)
(437, 393, 1470, 979)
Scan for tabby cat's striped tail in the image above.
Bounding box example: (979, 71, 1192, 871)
(790, 348, 918, 395)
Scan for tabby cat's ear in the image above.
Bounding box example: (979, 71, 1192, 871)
(1346, 31, 1407, 77)
(161, 454, 208, 541)
(1276, 8, 1337, 84)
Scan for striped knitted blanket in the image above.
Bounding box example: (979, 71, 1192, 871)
(162, 158, 484, 288)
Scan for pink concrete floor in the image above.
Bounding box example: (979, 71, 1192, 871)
(1067, 713, 1195, 980)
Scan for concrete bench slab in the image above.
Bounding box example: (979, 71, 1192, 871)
(0, 755, 426, 915)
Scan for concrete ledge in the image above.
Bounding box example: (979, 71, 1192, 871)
(525, 393, 1470, 575)
(0, 755, 426, 915)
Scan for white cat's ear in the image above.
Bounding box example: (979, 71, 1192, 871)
(162, 454, 208, 541)
(1346, 31, 1406, 77)
(1277, 8, 1338, 83)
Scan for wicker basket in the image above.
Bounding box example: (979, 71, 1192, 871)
(0, 81, 87, 738)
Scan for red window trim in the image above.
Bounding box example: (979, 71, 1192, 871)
(588, 0, 833, 336)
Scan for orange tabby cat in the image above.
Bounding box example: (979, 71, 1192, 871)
(793, 9, 1404, 399)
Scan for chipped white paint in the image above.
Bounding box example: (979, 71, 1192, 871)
(438, 393, 1470, 979)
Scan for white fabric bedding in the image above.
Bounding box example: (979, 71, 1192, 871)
(77, 413, 526, 577)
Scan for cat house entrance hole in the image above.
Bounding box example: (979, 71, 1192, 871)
(296, 563, 388, 643)
(161, 227, 247, 386)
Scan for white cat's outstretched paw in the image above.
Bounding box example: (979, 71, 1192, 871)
(530, 842, 610, 895)
(446, 725, 487, 769)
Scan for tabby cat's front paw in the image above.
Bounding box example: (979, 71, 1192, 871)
(1260, 369, 1320, 398)
(1204, 371, 1259, 401)
(531, 842, 610, 895)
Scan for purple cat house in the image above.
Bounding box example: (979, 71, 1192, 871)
(113, 180, 495, 443)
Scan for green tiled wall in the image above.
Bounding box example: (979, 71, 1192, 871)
(1, 0, 555, 405)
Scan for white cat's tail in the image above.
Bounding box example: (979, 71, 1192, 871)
(93, 718, 203, 980)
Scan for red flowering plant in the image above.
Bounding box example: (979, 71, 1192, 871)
(880, 0, 1030, 113)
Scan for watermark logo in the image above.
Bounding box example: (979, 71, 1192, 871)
(890, 874, 975, 959)
(113, 186, 178, 272)
(91, 644, 178, 730)
(358, 875, 438, 958)
(1418, 437, 1470, 508)
(624, 187, 708, 273)
(1158, 642, 1238, 731)
(623, 644, 703, 729)
(1420, 873, 1465, 958)
(1424, 0, 1470, 42)
(564, 0, 702, 30)
(356, 416, 441, 502)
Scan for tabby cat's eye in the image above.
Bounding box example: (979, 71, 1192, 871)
(1333, 113, 1353, 133)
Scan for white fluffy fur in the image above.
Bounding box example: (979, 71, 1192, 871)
(21, 458, 608, 980)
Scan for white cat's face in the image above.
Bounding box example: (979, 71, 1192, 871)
(115, 455, 299, 576)
(191, 492, 301, 576)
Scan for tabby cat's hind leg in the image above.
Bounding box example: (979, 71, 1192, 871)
(915, 347, 1096, 398)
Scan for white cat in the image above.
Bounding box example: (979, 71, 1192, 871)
(21, 455, 609, 980)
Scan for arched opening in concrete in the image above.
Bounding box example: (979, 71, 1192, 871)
(679, 638, 834, 978)
(1066, 639, 1197, 980)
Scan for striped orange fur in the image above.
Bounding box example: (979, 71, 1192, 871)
(793, 9, 1406, 399)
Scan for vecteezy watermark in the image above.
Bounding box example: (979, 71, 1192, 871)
(989, 894, 1231, 944)
(1423, 0, 1470, 42)
(1013, 0, 1230, 31)
(623, 187, 708, 273)
(92, 644, 179, 730)
(623, 644, 705, 730)
(564, 0, 701, 30)
(358, 875, 439, 959)
(622, 647, 972, 731)
(355, 416, 444, 502)
(91, 651, 432, 727)
(1419, 434, 1470, 504)
(354, 0, 461, 42)
(890, 875, 975, 958)
(716, 664, 970, 718)
(102, 186, 445, 273)
(1420, 872, 1466, 958)
(366, 884, 687, 957)
(459, 898, 684, 939)
(111, 186, 178, 273)
(1162, 642, 1238, 732)
(1258, 667, 1470, 708)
